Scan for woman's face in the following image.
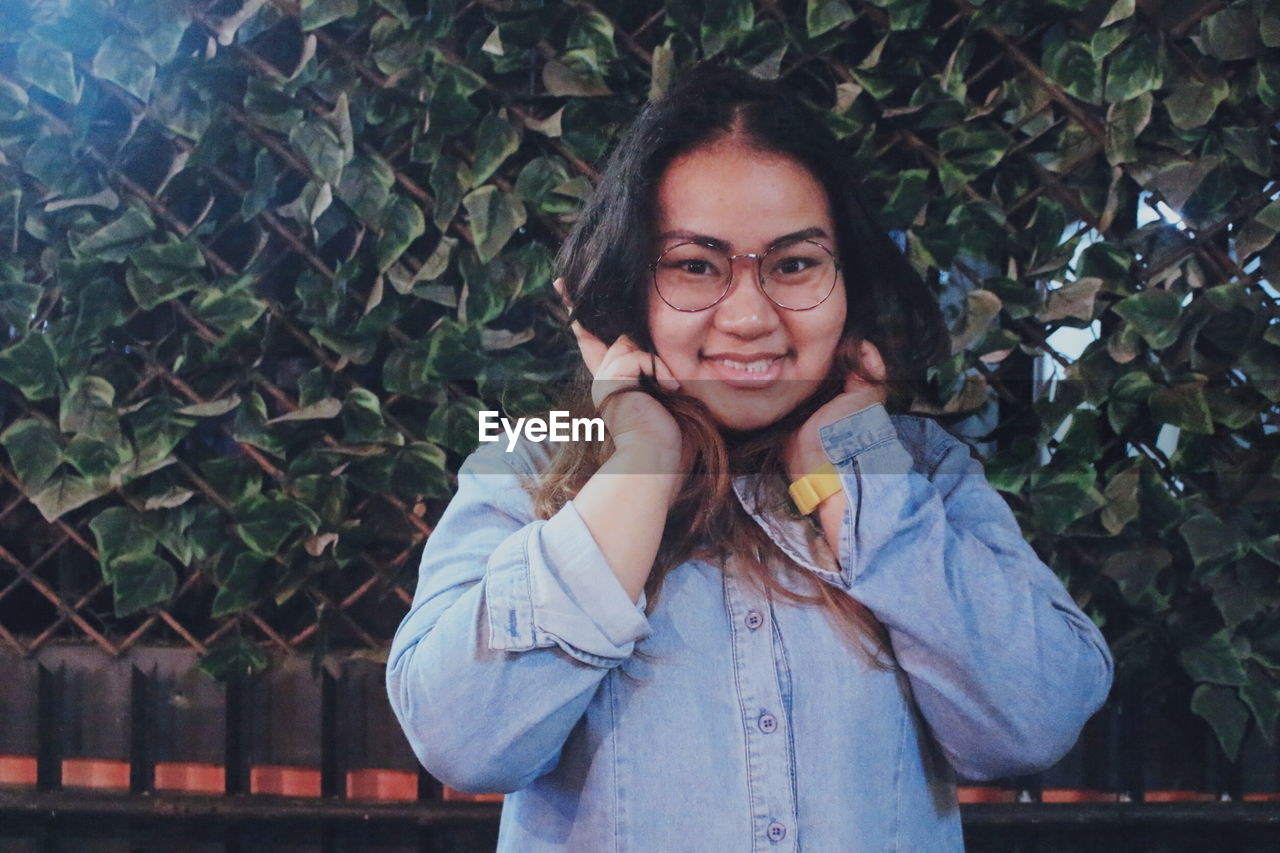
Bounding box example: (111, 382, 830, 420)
(648, 139, 848, 432)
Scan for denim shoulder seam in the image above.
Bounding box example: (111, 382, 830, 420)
(521, 520, 537, 649)
(892, 690, 908, 853)
(609, 672, 622, 853)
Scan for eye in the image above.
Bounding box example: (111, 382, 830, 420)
(774, 256, 814, 275)
(681, 259, 715, 275)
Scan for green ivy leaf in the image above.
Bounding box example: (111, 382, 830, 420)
(65, 435, 128, 479)
(393, 441, 450, 501)
(1191, 684, 1249, 760)
(1200, 8, 1260, 61)
(1029, 467, 1106, 534)
(1239, 680, 1280, 745)
(111, 553, 177, 617)
(71, 206, 155, 262)
(463, 186, 527, 263)
(1111, 289, 1182, 349)
(376, 197, 425, 273)
(1224, 126, 1272, 177)
(1103, 33, 1162, 102)
(191, 284, 267, 334)
(542, 58, 610, 96)
(60, 375, 118, 439)
(700, 0, 754, 54)
(1180, 513, 1242, 572)
(336, 154, 394, 224)
(1100, 0, 1135, 27)
(806, 0, 856, 37)
(199, 637, 269, 681)
(1043, 37, 1100, 103)
(1040, 277, 1102, 323)
(1101, 463, 1140, 534)
(1206, 570, 1270, 630)
(89, 506, 156, 579)
(1164, 78, 1229, 130)
(29, 472, 111, 521)
(90, 35, 155, 102)
(126, 240, 206, 310)
(17, 37, 80, 104)
(300, 0, 358, 30)
(235, 493, 322, 556)
(210, 551, 267, 617)
(1181, 631, 1248, 686)
(470, 112, 521, 186)
(1103, 546, 1171, 610)
(0, 278, 41, 330)
(290, 119, 348, 186)
(883, 0, 930, 30)
(1, 419, 62, 490)
(341, 388, 404, 445)
(1150, 379, 1213, 435)
(0, 333, 60, 401)
(425, 395, 486, 457)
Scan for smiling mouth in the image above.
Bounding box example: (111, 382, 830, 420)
(701, 353, 788, 386)
(716, 357, 776, 373)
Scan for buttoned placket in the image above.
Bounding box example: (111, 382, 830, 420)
(723, 565, 799, 851)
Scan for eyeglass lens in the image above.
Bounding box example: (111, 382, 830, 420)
(653, 241, 838, 311)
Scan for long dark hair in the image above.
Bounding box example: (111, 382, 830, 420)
(534, 66, 948, 665)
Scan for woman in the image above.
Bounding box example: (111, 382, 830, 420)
(387, 67, 1113, 851)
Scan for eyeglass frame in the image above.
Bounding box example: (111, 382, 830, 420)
(649, 238, 843, 313)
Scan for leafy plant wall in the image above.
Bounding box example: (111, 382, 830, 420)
(0, 0, 1277, 763)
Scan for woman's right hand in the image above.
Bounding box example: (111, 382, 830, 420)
(557, 280, 683, 461)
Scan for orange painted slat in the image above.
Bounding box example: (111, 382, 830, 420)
(0, 755, 37, 786)
(154, 762, 226, 794)
(1040, 788, 1121, 803)
(1143, 790, 1217, 803)
(956, 786, 1017, 804)
(442, 786, 504, 803)
(250, 765, 322, 797)
(345, 768, 418, 801)
(61, 758, 130, 790)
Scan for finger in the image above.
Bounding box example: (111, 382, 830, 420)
(570, 320, 609, 377)
(595, 335, 645, 380)
(859, 340, 888, 382)
(651, 354, 680, 390)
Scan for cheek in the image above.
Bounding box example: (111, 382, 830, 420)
(647, 307, 703, 362)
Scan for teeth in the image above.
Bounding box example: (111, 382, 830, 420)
(720, 358, 774, 374)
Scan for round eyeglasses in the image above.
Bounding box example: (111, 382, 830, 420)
(651, 239, 842, 312)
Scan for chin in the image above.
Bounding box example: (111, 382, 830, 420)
(704, 399, 800, 434)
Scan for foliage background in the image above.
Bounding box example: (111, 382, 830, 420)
(0, 0, 1277, 771)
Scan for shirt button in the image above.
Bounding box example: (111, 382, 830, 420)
(744, 610, 764, 630)
(758, 712, 777, 734)
(766, 820, 787, 842)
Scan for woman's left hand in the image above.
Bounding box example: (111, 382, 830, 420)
(784, 340, 889, 482)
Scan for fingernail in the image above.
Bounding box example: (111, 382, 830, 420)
(662, 378, 680, 390)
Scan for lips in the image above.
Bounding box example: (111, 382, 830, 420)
(701, 352, 788, 387)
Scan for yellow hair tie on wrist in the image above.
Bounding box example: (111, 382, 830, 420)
(788, 462, 841, 516)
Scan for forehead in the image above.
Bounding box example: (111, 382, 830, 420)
(655, 140, 833, 249)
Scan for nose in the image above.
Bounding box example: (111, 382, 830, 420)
(713, 257, 780, 338)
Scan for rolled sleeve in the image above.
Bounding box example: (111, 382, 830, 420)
(485, 500, 651, 666)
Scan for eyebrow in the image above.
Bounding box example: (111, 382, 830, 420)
(656, 227, 833, 252)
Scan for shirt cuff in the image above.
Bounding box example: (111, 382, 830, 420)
(818, 403, 899, 464)
(485, 501, 651, 665)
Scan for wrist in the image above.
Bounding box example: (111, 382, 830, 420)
(610, 439, 684, 474)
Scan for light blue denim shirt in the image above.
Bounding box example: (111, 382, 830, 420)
(387, 404, 1114, 852)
